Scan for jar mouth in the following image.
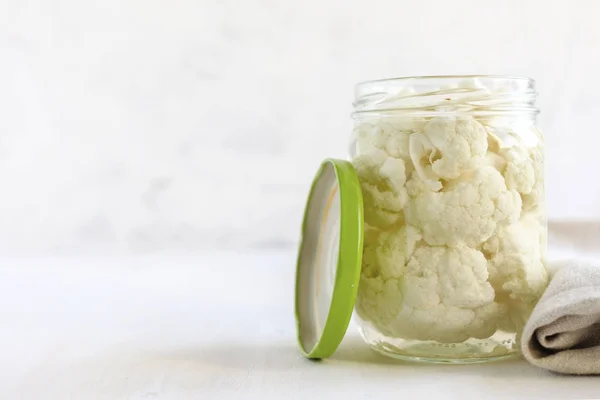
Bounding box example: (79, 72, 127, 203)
(355, 75, 534, 88)
(353, 75, 538, 117)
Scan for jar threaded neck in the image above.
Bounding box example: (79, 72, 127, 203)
(352, 75, 538, 118)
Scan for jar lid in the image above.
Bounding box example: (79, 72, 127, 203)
(295, 159, 364, 359)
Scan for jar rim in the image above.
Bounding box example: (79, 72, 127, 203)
(355, 75, 534, 88)
(353, 75, 538, 117)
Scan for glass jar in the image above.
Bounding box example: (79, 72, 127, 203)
(349, 75, 548, 363)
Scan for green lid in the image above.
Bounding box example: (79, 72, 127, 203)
(295, 159, 364, 359)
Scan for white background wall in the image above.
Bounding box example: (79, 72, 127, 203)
(0, 0, 599, 254)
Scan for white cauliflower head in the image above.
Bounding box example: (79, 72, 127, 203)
(482, 216, 548, 301)
(355, 276, 403, 332)
(357, 244, 505, 343)
(355, 225, 422, 330)
(350, 102, 546, 346)
(352, 122, 412, 162)
(503, 147, 536, 195)
(353, 150, 409, 229)
(482, 216, 548, 333)
(404, 245, 494, 309)
(408, 133, 443, 192)
(520, 145, 545, 213)
(486, 125, 545, 213)
(361, 225, 422, 279)
(405, 166, 522, 247)
(422, 116, 488, 179)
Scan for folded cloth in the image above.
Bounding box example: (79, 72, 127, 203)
(522, 261, 600, 374)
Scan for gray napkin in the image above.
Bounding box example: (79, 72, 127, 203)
(522, 261, 600, 374)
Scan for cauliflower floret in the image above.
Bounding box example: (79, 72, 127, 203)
(482, 216, 548, 332)
(503, 146, 536, 194)
(408, 133, 443, 191)
(356, 225, 421, 334)
(353, 150, 409, 229)
(486, 125, 544, 207)
(421, 116, 488, 179)
(355, 276, 404, 332)
(379, 225, 422, 271)
(365, 245, 503, 343)
(393, 304, 477, 343)
(483, 216, 548, 302)
(405, 171, 431, 198)
(352, 122, 412, 163)
(405, 166, 522, 247)
(355, 225, 422, 332)
(520, 145, 545, 213)
(405, 245, 494, 308)
(483, 127, 509, 171)
(394, 301, 507, 343)
(361, 225, 422, 279)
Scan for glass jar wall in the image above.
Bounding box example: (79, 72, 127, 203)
(349, 76, 548, 363)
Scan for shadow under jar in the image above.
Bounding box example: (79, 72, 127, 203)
(350, 76, 548, 363)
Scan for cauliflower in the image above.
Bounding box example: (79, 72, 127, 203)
(355, 276, 404, 333)
(357, 244, 506, 343)
(482, 216, 548, 302)
(483, 127, 509, 171)
(503, 146, 536, 194)
(409, 133, 443, 191)
(407, 116, 488, 190)
(351, 99, 547, 346)
(355, 225, 422, 331)
(486, 125, 545, 211)
(421, 116, 488, 179)
(353, 150, 409, 229)
(405, 245, 494, 309)
(520, 145, 545, 213)
(482, 216, 548, 333)
(352, 122, 412, 163)
(405, 166, 522, 247)
(361, 225, 422, 279)
(405, 171, 431, 198)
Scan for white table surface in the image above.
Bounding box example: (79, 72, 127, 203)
(1, 250, 599, 399)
